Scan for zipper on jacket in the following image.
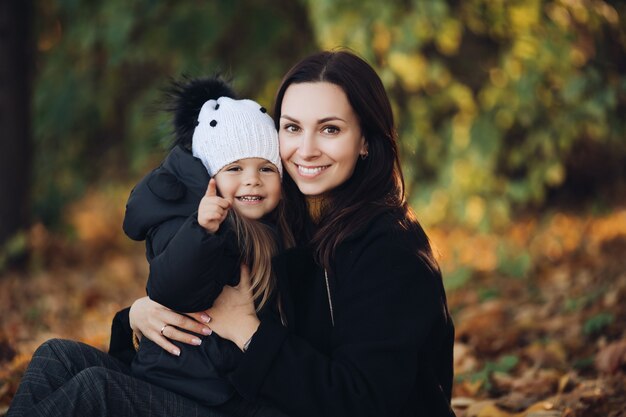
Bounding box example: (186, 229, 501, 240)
(324, 269, 335, 327)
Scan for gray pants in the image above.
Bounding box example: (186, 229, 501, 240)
(7, 339, 287, 417)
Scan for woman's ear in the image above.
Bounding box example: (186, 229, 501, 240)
(359, 137, 369, 159)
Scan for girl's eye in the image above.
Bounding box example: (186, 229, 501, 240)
(225, 166, 241, 172)
(260, 166, 277, 173)
(283, 124, 300, 133)
(322, 126, 340, 135)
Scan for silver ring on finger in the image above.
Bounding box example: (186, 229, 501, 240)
(160, 324, 170, 336)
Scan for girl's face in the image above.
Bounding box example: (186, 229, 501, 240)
(214, 158, 281, 219)
(279, 82, 367, 197)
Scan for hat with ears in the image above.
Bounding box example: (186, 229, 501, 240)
(191, 97, 282, 177)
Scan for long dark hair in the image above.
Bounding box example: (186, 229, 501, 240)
(274, 50, 438, 273)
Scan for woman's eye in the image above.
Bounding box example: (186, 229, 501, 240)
(283, 124, 300, 133)
(323, 126, 340, 134)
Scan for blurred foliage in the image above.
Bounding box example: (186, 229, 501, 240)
(457, 354, 519, 392)
(32, 0, 626, 229)
(309, 0, 626, 229)
(33, 0, 315, 225)
(582, 311, 614, 335)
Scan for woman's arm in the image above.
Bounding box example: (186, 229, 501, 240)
(201, 265, 260, 350)
(108, 298, 213, 363)
(108, 307, 135, 365)
(128, 296, 213, 355)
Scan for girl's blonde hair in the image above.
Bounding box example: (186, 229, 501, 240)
(227, 198, 294, 311)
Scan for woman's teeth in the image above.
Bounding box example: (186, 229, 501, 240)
(297, 165, 328, 176)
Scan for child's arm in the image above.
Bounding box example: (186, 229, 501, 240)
(146, 179, 241, 313)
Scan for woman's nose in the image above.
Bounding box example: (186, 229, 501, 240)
(297, 132, 321, 159)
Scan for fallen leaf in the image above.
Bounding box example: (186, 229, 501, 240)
(595, 339, 626, 374)
(495, 391, 539, 412)
(455, 342, 479, 373)
(452, 397, 477, 409)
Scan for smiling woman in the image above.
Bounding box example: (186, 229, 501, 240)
(199, 51, 456, 417)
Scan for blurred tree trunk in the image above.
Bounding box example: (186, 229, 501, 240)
(0, 1, 33, 248)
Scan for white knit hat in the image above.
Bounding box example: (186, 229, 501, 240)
(191, 97, 282, 177)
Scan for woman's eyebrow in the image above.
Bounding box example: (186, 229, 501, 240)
(280, 115, 299, 123)
(281, 115, 346, 123)
(318, 116, 346, 123)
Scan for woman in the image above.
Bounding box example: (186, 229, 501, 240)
(8, 50, 455, 417)
(123, 50, 455, 416)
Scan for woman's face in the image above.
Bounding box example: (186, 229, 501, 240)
(278, 82, 367, 197)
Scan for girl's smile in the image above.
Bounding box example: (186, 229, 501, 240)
(214, 158, 281, 219)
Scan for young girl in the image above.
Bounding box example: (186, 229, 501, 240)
(120, 77, 290, 408)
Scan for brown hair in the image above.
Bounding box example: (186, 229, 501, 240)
(274, 50, 439, 274)
(227, 198, 293, 311)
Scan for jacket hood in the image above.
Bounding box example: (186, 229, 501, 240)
(123, 145, 210, 241)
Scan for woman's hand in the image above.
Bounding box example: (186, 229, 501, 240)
(129, 296, 213, 356)
(206, 265, 260, 350)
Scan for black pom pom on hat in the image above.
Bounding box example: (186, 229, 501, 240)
(163, 75, 237, 149)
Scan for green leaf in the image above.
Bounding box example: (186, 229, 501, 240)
(583, 313, 614, 336)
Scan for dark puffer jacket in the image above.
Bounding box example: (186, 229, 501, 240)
(120, 145, 243, 405)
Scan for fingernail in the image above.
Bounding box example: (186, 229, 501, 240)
(202, 327, 212, 335)
(191, 338, 202, 345)
(172, 348, 181, 356)
(200, 314, 211, 323)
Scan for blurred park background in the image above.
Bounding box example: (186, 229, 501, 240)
(1, 0, 626, 416)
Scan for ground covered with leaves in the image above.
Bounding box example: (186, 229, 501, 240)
(0, 187, 625, 416)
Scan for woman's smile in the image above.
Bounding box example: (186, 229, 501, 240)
(294, 163, 331, 178)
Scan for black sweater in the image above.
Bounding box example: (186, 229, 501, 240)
(228, 212, 455, 417)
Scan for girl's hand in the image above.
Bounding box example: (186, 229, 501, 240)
(129, 296, 213, 356)
(198, 178, 231, 233)
(206, 265, 260, 351)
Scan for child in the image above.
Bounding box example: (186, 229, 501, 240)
(121, 77, 290, 408)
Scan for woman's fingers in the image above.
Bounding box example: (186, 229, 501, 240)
(149, 333, 182, 357)
(145, 313, 212, 356)
(186, 311, 212, 326)
(130, 297, 214, 355)
(156, 309, 212, 338)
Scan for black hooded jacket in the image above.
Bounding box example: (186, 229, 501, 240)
(124, 145, 242, 309)
(118, 145, 245, 405)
